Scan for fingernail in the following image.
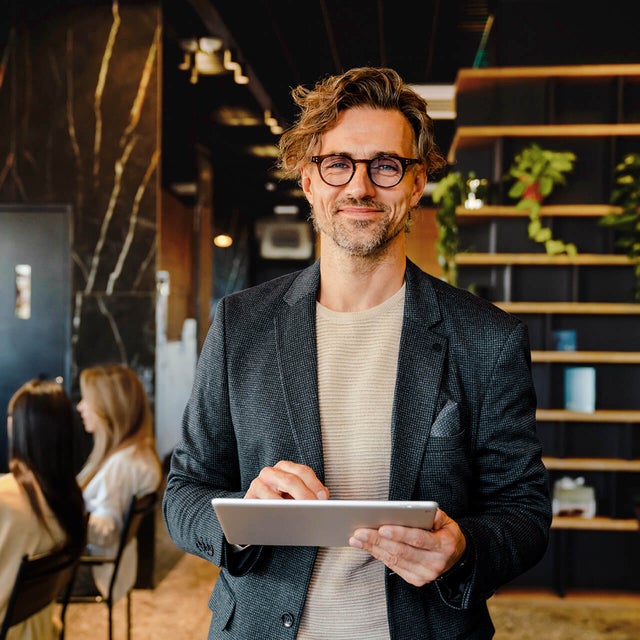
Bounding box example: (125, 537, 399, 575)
(349, 536, 362, 548)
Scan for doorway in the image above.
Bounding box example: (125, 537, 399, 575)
(0, 204, 72, 471)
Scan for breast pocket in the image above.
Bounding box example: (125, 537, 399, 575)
(420, 400, 471, 511)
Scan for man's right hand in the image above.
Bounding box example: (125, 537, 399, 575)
(245, 460, 330, 500)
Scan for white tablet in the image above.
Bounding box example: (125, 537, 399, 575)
(211, 498, 438, 547)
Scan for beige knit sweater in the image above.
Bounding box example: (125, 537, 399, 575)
(298, 286, 405, 639)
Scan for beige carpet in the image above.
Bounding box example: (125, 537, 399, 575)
(60, 549, 640, 640)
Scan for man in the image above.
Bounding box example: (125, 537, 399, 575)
(163, 67, 551, 639)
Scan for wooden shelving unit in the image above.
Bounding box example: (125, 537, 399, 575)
(537, 409, 640, 422)
(457, 253, 635, 266)
(456, 204, 621, 221)
(532, 352, 640, 364)
(455, 64, 640, 91)
(451, 63, 640, 596)
(495, 302, 640, 315)
(449, 124, 640, 163)
(552, 516, 638, 531)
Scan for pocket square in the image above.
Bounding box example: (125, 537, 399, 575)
(430, 399, 460, 437)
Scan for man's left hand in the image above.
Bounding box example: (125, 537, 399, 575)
(348, 508, 466, 586)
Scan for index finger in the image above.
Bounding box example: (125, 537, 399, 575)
(273, 460, 330, 500)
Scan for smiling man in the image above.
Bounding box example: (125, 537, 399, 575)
(163, 67, 552, 640)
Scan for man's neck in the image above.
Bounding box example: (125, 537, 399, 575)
(317, 239, 407, 312)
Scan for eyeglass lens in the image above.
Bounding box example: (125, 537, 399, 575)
(319, 155, 407, 187)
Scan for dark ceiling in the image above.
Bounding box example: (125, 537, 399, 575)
(162, 0, 640, 227)
(162, 0, 490, 219)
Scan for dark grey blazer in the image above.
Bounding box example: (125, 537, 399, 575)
(163, 259, 551, 639)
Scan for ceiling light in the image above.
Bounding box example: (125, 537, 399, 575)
(198, 37, 222, 54)
(264, 110, 283, 135)
(213, 234, 233, 248)
(246, 144, 279, 158)
(194, 51, 224, 75)
(213, 106, 261, 127)
(179, 37, 227, 83)
(223, 49, 249, 85)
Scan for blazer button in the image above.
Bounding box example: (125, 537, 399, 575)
(281, 613, 294, 628)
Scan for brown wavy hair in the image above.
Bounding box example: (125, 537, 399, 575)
(77, 364, 160, 488)
(278, 66, 447, 181)
(9, 379, 87, 551)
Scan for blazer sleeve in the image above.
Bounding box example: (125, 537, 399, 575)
(162, 298, 261, 572)
(442, 320, 552, 606)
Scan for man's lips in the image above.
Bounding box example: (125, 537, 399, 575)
(338, 206, 384, 216)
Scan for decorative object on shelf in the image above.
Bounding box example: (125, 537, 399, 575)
(432, 171, 490, 286)
(551, 329, 577, 351)
(464, 174, 489, 209)
(506, 143, 578, 256)
(564, 366, 596, 413)
(552, 476, 596, 518)
(599, 152, 640, 301)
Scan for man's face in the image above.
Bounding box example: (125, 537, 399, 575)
(300, 107, 426, 258)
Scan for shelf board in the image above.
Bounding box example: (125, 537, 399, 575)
(492, 587, 640, 604)
(457, 253, 634, 266)
(537, 409, 640, 422)
(551, 516, 639, 531)
(531, 351, 640, 364)
(448, 123, 640, 162)
(494, 302, 640, 315)
(544, 457, 640, 472)
(455, 204, 620, 220)
(455, 64, 640, 92)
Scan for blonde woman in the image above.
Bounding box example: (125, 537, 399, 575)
(74, 364, 162, 602)
(0, 379, 86, 640)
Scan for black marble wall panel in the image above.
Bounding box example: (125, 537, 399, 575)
(0, 1, 161, 392)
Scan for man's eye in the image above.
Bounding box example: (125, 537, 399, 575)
(324, 157, 351, 170)
(373, 157, 401, 173)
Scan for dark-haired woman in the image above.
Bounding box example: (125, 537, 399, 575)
(0, 379, 86, 640)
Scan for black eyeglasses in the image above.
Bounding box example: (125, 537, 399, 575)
(310, 154, 420, 188)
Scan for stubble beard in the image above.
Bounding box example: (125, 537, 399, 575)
(310, 199, 406, 258)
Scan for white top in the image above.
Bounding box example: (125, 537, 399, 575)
(0, 473, 65, 640)
(298, 285, 404, 639)
(83, 444, 161, 602)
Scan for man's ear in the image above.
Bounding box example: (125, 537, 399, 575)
(410, 167, 427, 207)
(301, 164, 314, 204)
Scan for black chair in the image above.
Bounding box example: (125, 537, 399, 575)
(60, 491, 158, 640)
(0, 545, 80, 640)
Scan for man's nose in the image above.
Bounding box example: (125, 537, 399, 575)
(346, 162, 376, 197)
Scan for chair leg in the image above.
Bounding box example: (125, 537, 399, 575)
(126, 591, 132, 640)
(108, 601, 113, 640)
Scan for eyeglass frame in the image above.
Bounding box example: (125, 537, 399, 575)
(310, 154, 421, 188)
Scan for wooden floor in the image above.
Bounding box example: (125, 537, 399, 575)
(58, 510, 640, 639)
(59, 552, 640, 640)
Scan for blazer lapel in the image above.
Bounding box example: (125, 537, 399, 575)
(274, 263, 325, 480)
(389, 263, 447, 500)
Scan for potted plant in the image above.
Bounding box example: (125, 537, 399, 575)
(599, 152, 640, 301)
(506, 143, 578, 255)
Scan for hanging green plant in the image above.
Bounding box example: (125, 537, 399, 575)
(432, 170, 466, 286)
(599, 152, 640, 301)
(506, 143, 578, 256)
